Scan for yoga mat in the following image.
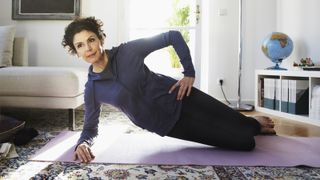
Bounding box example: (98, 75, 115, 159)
(30, 129, 320, 167)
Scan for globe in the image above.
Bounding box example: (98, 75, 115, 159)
(261, 32, 293, 70)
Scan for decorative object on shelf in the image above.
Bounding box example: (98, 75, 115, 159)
(293, 57, 315, 67)
(293, 58, 320, 71)
(12, 0, 80, 20)
(261, 32, 294, 70)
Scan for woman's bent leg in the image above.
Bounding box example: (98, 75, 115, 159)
(167, 87, 261, 151)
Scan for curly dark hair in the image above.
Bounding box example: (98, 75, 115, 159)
(62, 16, 106, 55)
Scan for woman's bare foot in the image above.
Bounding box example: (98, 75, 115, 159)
(254, 116, 276, 135)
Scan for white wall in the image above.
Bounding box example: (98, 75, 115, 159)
(0, 0, 120, 67)
(241, 0, 277, 102)
(204, 0, 277, 103)
(208, 0, 239, 102)
(277, 0, 320, 68)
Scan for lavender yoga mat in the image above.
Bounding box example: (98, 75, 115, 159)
(30, 129, 320, 167)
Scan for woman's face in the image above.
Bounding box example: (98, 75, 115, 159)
(73, 30, 104, 64)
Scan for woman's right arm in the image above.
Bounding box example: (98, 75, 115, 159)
(74, 84, 101, 162)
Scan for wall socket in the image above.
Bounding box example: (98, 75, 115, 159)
(217, 78, 224, 85)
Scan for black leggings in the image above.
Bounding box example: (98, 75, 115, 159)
(167, 87, 261, 151)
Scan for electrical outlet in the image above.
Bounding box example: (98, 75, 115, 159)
(217, 78, 224, 85)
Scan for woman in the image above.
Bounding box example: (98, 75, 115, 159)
(62, 17, 275, 163)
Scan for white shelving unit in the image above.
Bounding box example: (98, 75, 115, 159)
(255, 69, 320, 126)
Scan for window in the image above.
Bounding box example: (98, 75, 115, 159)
(126, 0, 200, 78)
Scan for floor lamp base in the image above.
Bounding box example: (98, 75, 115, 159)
(229, 103, 254, 112)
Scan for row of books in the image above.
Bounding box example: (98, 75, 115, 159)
(258, 78, 309, 115)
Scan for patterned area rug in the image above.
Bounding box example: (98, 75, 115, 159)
(1, 105, 320, 179)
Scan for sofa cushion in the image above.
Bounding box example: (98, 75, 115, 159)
(0, 67, 87, 97)
(0, 25, 16, 67)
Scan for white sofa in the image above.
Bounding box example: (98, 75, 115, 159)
(0, 37, 88, 130)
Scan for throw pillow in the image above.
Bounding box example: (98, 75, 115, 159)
(0, 115, 25, 143)
(0, 25, 16, 67)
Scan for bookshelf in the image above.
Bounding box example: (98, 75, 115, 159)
(255, 69, 320, 126)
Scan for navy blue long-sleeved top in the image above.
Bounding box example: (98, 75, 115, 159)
(78, 31, 195, 146)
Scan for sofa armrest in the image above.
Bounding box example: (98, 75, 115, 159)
(12, 37, 28, 66)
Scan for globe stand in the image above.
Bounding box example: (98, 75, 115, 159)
(266, 61, 287, 70)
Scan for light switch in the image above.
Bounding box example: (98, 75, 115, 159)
(218, 8, 228, 16)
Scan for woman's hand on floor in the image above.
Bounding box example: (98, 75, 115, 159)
(169, 76, 195, 100)
(73, 142, 95, 163)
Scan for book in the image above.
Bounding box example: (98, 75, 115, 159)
(288, 79, 309, 114)
(281, 79, 289, 113)
(310, 85, 320, 120)
(258, 77, 264, 107)
(302, 66, 320, 71)
(263, 78, 276, 110)
(275, 79, 281, 110)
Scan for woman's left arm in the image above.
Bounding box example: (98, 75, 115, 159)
(159, 31, 195, 100)
(128, 31, 196, 100)
(127, 31, 195, 78)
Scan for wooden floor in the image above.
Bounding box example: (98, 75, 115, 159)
(242, 111, 320, 137)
